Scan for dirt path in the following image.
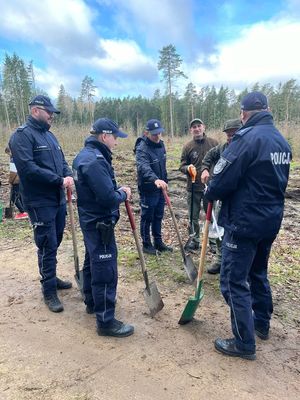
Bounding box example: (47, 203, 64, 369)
(0, 233, 299, 400)
(0, 153, 299, 399)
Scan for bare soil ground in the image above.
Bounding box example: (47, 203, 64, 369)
(0, 144, 299, 400)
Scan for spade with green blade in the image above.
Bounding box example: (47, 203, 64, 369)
(178, 202, 213, 325)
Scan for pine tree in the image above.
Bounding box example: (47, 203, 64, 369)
(158, 44, 187, 137)
(80, 76, 97, 125)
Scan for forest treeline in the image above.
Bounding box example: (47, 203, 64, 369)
(0, 52, 300, 137)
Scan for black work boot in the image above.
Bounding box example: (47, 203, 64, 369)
(44, 293, 64, 313)
(214, 338, 256, 360)
(155, 242, 173, 252)
(85, 304, 95, 314)
(184, 240, 200, 252)
(56, 277, 72, 290)
(207, 262, 221, 275)
(97, 319, 134, 338)
(255, 327, 269, 340)
(143, 243, 156, 255)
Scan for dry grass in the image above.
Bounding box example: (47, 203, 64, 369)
(0, 122, 299, 161)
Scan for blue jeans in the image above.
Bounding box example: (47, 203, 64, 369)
(220, 230, 275, 352)
(139, 191, 165, 246)
(28, 204, 66, 295)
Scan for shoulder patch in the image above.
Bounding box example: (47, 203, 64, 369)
(17, 124, 27, 132)
(235, 127, 253, 137)
(213, 157, 229, 175)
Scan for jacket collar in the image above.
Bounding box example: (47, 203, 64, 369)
(243, 111, 273, 129)
(84, 136, 112, 163)
(27, 115, 51, 132)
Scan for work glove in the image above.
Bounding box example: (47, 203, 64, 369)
(187, 164, 197, 183)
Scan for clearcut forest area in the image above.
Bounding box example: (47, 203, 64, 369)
(0, 132, 299, 400)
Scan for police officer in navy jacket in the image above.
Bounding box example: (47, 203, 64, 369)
(135, 119, 173, 255)
(9, 95, 74, 313)
(205, 92, 291, 360)
(73, 118, 134, 338)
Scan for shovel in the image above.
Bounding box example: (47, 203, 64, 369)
(66, 187, 84, 298)
(163, 189, 197, 283)
(178, 201, 213, 325)
(185, 165, 197, 249)
(125, 200, 164, 317)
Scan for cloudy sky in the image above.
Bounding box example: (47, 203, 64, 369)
(0, 0, 299, 99)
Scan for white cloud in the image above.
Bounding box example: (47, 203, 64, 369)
(0, 0, 99, 56)
(97, 0, 196, 50)
(34, 66, 73, 98)
(189, 19, 300, 89)
(89, 39, 156, 78)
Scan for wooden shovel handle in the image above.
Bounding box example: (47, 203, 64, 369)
(197, 202, 213, 285)
(125, 199, 136, 231)
(66, 187, 80, 275)
(162, 189, 186, 257)
(125, 200, 150, 289)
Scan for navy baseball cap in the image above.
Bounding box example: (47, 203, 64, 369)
(241, 91, 268, 111)
(145, 119, 165, 135)
(29, 95, 60, 114)
(91, 118, 128, 138)
(190, 118, 204, 128)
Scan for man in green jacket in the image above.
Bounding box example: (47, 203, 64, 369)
(200, 118, 242, 274)
(180, 118, 218, 251)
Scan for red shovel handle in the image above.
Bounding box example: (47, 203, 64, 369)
(162, 188, 171, 207)
(206, 202, 213, 221)
(67, 187, 72, 203)
(125, 200, 136, 231)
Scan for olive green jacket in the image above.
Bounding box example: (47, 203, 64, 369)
(180, 135, 218, 192)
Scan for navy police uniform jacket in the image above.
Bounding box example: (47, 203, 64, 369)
(206, 111, 291, 238)
(135, 136, 168, 193)
(9, 116, 72, 208)
(72, 136, 127, 230)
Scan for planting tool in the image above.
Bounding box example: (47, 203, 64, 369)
(185, 165, 197, 249)
(67, 187, 84, 298)
(125, 200, 164, 317)
(178, 201, 213, 325)
(163, 189, 197, 283)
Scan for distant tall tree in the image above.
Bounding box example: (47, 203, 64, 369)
(56, 84, 73, 124)
(0, 71, 11, 130)
(184, 82, 198, 124)
(79, 76, 97, 124)
(2, 53, 32, 125)
(27, 60, 36, 96)
(158, 44, 187, 137)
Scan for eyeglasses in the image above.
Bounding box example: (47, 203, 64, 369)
(35, 107, 54, 116)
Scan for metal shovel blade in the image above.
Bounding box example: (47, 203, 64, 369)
(143, 281, 164, 317)
(184, 254, 198, 283)
(74, 269, 84, 299)
(178, 280, 204, 325)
